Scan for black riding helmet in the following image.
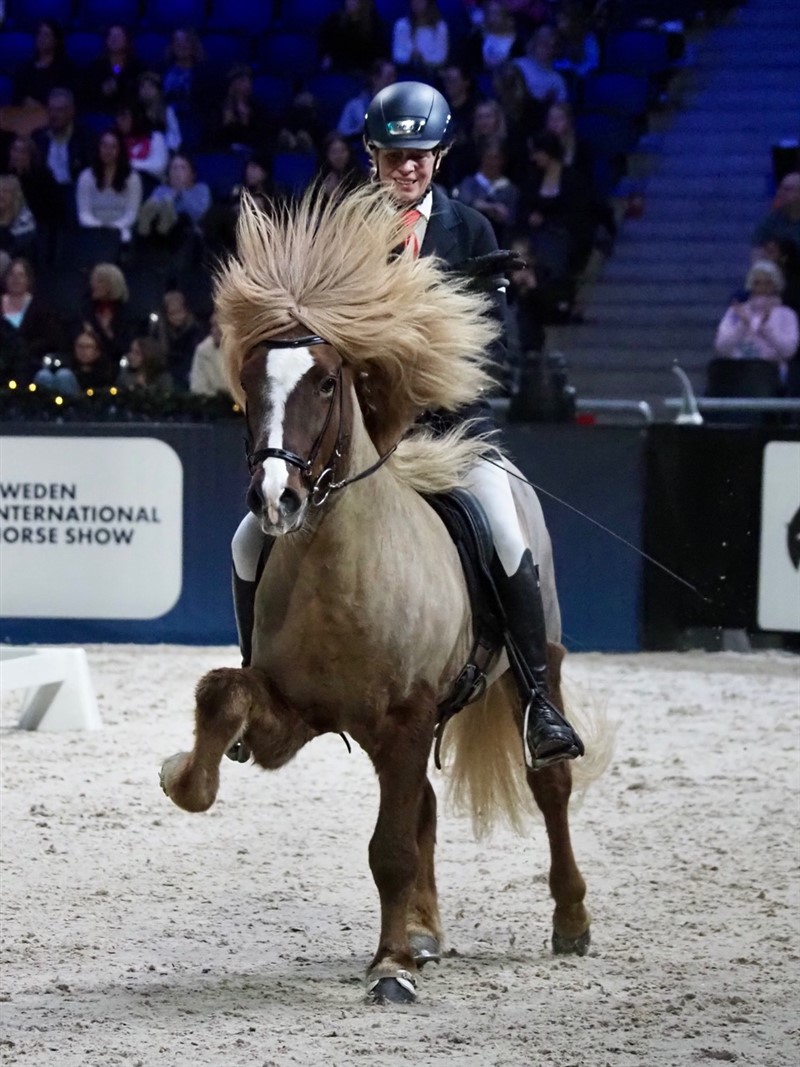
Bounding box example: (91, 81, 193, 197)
(364, 81, 451, 151)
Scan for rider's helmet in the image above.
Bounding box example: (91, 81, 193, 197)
(364, 81, 451, 152)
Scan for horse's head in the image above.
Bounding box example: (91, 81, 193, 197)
(240, 331, 351, 536)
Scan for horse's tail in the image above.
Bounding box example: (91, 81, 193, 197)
(440, 649, 614, 839)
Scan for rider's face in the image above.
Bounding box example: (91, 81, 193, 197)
(376, 148, 436, 205)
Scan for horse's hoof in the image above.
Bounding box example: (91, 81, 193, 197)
(225, 740, 251, 763)
(552, 927, 591, 956)
(159, 752, 190, 797)
(367, 972, 417, 1005)
(409, 933, 441, 967)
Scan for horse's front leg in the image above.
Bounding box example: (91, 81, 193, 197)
(160, 667, 313, 812)
(527, 643, 590, 954)
(407, 778, 443, 967)
(363, 690, 437, 1005)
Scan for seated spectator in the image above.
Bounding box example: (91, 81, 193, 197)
(318, 134, 367, 197)
(189, 313, 229, 397)
(0, 176, 37, 262)
(138, 71, 182, 155)
(504, 0, 553, 35)
(455, 138, 519, 246)
(35, 325, 117, 395)
(319, 0, 390, 76)
(80, 25, 143, 114)
(32, 89, 93, 225)
(513, 25, 568, 106)
(161, 28, 211, 118)
(81, 262, 135, 363)
(76, 129, 143, 244)
(156, 290, 202, 390)
(337, 59, 396, 144)
(391, 0, 449, 75)
(117, 336, 173, 395)
(11, 19, 76, 108)
(544, 101, 592, 178)
(457, 0, 525, 74)
(437, 64, 480, 189)
(507, 231, 576, 328)
(207, 65, 277, 155)
(278, 91, 324, 155)
(1, 257, 64, 383)
(114, 103, 169, 186)
(752, 171, 800, 263)
(755, 236, 800, 316)
(553, 2, 600, 85)
(5, 135, 63, 239)
(714, 260, 799, 385)
(137, 153, 211, 244)
(492, 61, 545, 181)
(202, 155, 284, 256)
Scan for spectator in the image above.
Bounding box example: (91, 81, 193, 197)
(203, 155, 283, 256)
(752, 171, 800, 262)
(81, 262, 135, 363)
(714, 260, 799, 385)
(137, 153, 211, 243)
(5, 136, 63, 237)
(513, 25, 568, 105)
(161, 28, 211, 118)
(1, 257, 64, 382)
(492, 61, 545, 180)
(454, 138, 519, 246)
(81, 25, 143, 114)
(337, 59, 397, 143)
(437, 63, 480, 188)
(11, 19, 76, 108)
(319, 0, 390, 76)
(32, 89, 93, 216)
(189, 313, 229, 397)
(207, 65, 277, 154)
(117, 335, 173, 395)
(544, 101, 592, 177)
(114, 102, 169, 185)
(756, 237, 800, 316)
(391, 0, 450, 74)
(35, 325, 117, 395)
(137, 71, 182, 155)
(553, 2, 600, 84)
(156, 290, 202, 390)
(458, 0, 524, 74)
(0, 176, 37, 262)
(76, 129, 143, 244)
(318, 133, 367, 197)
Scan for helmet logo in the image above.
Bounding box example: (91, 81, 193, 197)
(387, 117, 426, 136)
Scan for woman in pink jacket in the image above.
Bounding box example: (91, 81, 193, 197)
(714, 259, 799, 383)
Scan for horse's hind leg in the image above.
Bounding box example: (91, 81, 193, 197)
(528, 643, 591, 955)
(407, 778, 443, 966)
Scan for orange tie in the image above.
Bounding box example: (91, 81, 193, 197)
(401, 207, 422, 257)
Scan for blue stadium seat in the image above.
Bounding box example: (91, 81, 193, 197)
(574, 112, 639, 159)
(272, 152, 318, 197)
(141, 0, 208, 32)
(193, 151, 246, 201)
(4, 0, 73, 32)
(81, 111, 116, 138)
(65, 31, 103, 68)
(58, 227, 123, 271)
(251, 73, 294, 116)
(207, 0, 275, 35)
(581, 73, 651, 119)
(255, 33, 318, 81)
(135, 31, 170, 69)
(306, 72, 364, 129)
(602, 31, 672, 77)
(375, 0, 407, 26)
(73, 0, 142, 31)
(0, 32, 34, 75)
(275, 0, 340, 34)
(0, 75, 13, 107)
(201, 32, 251, 77)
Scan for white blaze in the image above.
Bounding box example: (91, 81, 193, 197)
(258, 346, 315, 514)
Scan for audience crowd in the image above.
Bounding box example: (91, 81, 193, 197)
(3, 0, 787, 408)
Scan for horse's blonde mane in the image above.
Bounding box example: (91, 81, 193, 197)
(215, 185, 500, 471)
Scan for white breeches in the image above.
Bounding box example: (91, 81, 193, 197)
(231, 457, 527, 581)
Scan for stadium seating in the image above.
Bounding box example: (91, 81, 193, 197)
(581, 73, 652, 120)
(4, 0, 73, 32)
(74, 0, 142, 32)
(200, 32, 252, 77)
(206, 0, 275, 35)
(57, 227, 123, 271)
(134, 31, 170, 69)
(0, 75, 13, 107)
(0, 32, 34, 75)
(306, 72, 364, 130)
(193, 151, 246, 201)
(141, 0, 208, 32)
(251, 73, 295, 116)
(275, 0, 340, 34)
(254, 32, 318, 81)
(272, 151, 318, 196)
(602, 30, 673, 78)
(65, 31, 103, 67)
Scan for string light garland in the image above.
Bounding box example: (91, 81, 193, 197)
(0, 384, 243, 424)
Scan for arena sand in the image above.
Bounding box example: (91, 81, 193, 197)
(1, 645, 798, 1067)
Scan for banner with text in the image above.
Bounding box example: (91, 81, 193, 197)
(0, 437, 183, 619)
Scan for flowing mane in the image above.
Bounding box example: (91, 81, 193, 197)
(215, 185, 501, 489)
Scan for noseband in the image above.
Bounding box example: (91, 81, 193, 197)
(245, 334, 397, 507)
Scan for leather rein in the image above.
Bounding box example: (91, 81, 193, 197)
(245, 334, 397, 507)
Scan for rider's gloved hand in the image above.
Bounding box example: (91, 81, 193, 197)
(460, 250, 527, 291)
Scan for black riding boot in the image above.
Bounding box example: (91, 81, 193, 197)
(225, 568, 257, 763)
(494, 549, 584, 771)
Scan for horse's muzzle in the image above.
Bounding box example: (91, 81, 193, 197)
(247, 483, 306, 534)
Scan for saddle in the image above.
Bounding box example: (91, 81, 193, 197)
(423, 488, 506, 767)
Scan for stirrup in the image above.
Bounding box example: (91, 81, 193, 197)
(522, 694, 584, 772)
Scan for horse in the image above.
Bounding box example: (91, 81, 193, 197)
(160, 185, 606, 1004)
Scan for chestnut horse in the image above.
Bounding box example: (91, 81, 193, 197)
(160, 187, 605, 1004)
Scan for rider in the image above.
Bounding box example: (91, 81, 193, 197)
(229, 81, 583, 771)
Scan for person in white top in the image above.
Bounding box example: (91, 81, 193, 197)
(392, 0, 449, 72)
(189, 314, 230, 397)
(75, 129, 142, 244)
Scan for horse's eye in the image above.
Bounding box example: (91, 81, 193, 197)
(320, 376, 337, 396)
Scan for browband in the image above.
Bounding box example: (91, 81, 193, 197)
(259, 334, 327, 348)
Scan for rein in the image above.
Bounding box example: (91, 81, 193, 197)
(245, 334, 397, 506)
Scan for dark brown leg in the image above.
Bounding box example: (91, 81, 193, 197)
(407, 779, 443, 965)
(526, 643, 590, 954)
(160, 667, 313, 812)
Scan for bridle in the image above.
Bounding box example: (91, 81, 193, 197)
(244, 334, 397, 507)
